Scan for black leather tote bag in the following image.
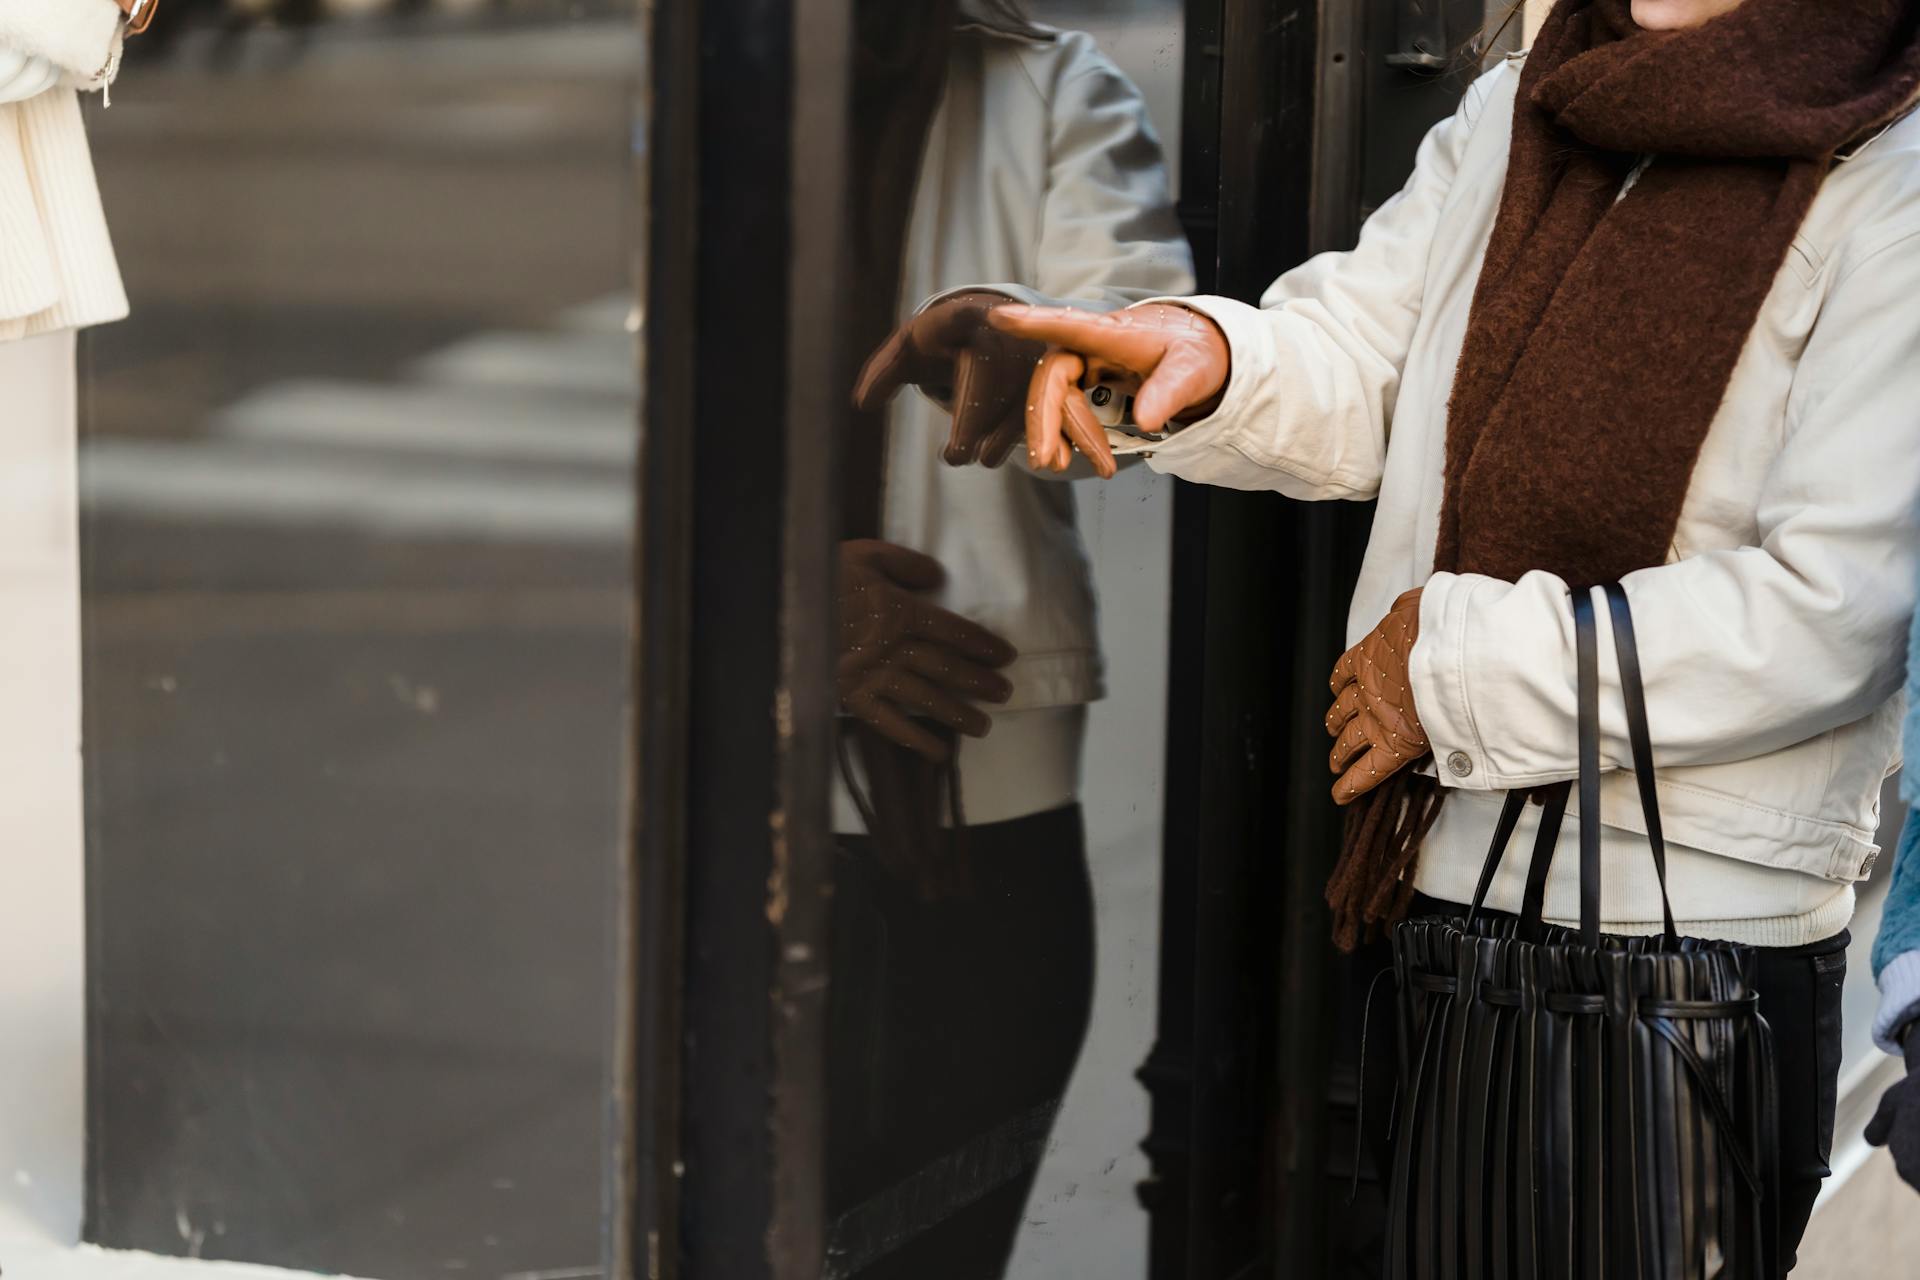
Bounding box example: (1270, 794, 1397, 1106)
(1386, 584, 1780, 1279)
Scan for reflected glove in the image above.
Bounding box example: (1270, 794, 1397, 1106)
(838, 539, 1016, 762)
(987, 301, 1230, 477)
(1866, 1020, 1920, 1192)
(1325, 588, 1429, 806)
(853, 290, 1046, 469)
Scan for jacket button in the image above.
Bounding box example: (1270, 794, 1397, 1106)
(1446, 751, 1474, 778)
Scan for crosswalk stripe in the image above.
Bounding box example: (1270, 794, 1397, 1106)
(83, 438, 632, 543)
(216, 379, 635, 467)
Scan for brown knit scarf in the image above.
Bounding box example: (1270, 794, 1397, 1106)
(1327, 0, 1920, 949)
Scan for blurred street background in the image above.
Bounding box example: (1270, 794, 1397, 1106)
(79, 10, 637, 1279)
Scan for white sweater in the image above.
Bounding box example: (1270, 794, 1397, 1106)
(0, 0, 128, 340)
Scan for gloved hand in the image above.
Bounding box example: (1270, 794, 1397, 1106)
(986, 300, 1230, 478)
(839, 539, 1017, 762)
(1325, 588, 1429, 806)
(853, 290, 1047, 469)
(1866, 1019, 1920, 1191)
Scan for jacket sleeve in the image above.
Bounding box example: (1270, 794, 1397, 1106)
(1410, 225, 1920, 792)
(0, 0, 119, 80)
(1026, 32, 1195, 307)
(1140, 63, 1507, 500)
(0, 42, 58, 102)
(1874, 815, 1920, 1053)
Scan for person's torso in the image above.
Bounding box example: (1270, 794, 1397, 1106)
(1365, 59, 1920, 911)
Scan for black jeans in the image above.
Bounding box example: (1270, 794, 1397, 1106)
(1759, 927, 1850, 1273)
(1364, 896, 1849, 1277)
(823, 804, 1094, 1280)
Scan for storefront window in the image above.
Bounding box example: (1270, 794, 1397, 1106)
(53, 5, 642, 1276)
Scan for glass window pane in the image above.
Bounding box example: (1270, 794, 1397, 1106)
(72, 7, 641, 1277)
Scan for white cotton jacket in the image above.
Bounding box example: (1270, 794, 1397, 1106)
(885, 22, 1194, 713)
(1145, 58, 1920, 939)
(0, 0, 128, 340)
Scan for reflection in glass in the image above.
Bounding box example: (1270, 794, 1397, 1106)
(76, 6, 639, 1277)
(828, 2, 1190, 1275)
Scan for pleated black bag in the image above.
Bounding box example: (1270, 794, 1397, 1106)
(1386, 584, 1780, 1279)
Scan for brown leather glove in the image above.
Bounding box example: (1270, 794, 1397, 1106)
(986, 301, 1230, 477)
(839, 539, 1017, 761)
(1325, 588, 1429, 806)
(852, 291, 1047, 469)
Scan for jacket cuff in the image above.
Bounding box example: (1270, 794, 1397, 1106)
(1409, 571, 1500, 792)
(1875, 948, 1920, 1055)
(0, 0, 122, 79)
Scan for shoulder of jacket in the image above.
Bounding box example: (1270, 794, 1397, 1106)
(977, 25, 1118, 105)
(1817, 103, 1920, 260)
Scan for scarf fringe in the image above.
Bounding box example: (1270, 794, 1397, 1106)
(1326, 770, 1444, 952)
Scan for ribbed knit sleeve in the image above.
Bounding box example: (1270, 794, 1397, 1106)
(0, 0, 120, 79)
(0, 101, 60, 321)
(0, 89, 126, 341)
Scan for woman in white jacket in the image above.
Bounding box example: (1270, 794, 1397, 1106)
(951, 0, 1920, 1268)
(0, 0, 132, 425)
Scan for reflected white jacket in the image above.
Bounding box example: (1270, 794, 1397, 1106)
(1148, 59, 1920, 934)
(885, 23, 1194, 713)
(0, 0, 128, 340)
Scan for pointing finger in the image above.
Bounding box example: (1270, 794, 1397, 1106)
(990, 304, 1168, 374)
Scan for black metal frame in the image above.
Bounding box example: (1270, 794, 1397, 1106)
(1139, 3, 1322, 1277)
(629, 0, 849, 1274)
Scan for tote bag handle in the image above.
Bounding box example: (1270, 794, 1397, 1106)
(1464, 584, 1678, 944)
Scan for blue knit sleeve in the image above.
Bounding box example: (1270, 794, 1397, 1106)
(1873, 813, 1920, 979)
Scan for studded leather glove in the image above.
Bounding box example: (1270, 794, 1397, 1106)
(852, 291, 1047, 469)
(838, 539, 1017, 762)
(1325, 588, 1429, 806)
(1866, 1018, 1920, 1191)
(986, 300, 1230, 478)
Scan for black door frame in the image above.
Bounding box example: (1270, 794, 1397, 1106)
(627, 0, 850, 1274)
(1139, 1, 1331, 1276)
